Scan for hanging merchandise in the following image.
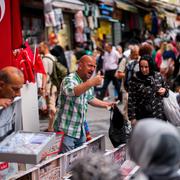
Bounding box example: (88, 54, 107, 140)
(14, 48, 35, 83)
(44, 11, 56, 27)
(75, 11, 84, 29)
(13, 41, 46, 84)
(75, 11, 84, 43)
(88, 16, 94, 30)
(93, 5, 100, 29)
(84, 3, 90, 17)
(43, 0, 56, 27)
(144, 13, 152, 31)
(43, 0, 64, 32)
(54, 8, 64, 33)
(151, 10, 158, 36)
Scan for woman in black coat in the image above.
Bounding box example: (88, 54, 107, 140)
(128, 55, 169, 127)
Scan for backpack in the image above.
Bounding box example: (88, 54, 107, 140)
(43, 56, 68, 89)
(124, 61, 137, 92)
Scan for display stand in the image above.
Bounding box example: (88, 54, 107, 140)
(84, 134, 105, 153)
(104, 144, 127, 166)
(21, 83, 39, 132)
(8, 166, 39, 180)
(64, 145, 87, 173)
(37, 154, 65, 180)
(4, 135, 140, 180)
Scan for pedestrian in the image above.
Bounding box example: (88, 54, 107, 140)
(116, 45, 139, 125)
(54, 55, 115, 153)
(129, 118, 180, 180)
(155, 40, 167, 71)
(38, 41, 58, 132)
(48, 32, 69, 73)
(128, 55, 169, 127)
(99, 43, 121, 101)
(0, 66, 24, 141)
(0, 66, 24, 107)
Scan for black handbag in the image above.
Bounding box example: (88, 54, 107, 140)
(108, 105, 126, 148)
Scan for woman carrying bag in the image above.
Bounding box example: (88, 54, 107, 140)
(128, 55, 169, 127)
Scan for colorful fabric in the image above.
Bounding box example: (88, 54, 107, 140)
(54, 72, 94, 138)
(84, 120, 92, 141)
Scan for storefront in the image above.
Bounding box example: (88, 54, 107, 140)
(114, 0, 144, 43)
(93, 0, 115, 47)
(46, 0, 85, 49)
(20, 0, 44, 45)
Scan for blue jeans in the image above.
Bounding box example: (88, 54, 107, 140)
(61, 129, 86, 153)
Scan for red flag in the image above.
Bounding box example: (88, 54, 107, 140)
(34, 48, 46, 75)
(0, 0, 22, 69)
(24, 41, 34, 62)
(11, 0, 22, 50)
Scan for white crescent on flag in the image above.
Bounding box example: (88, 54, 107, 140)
(0, 0, 5, 23)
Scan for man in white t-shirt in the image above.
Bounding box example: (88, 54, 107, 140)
(39, 41, 57, 132)
(100, 43, 121, 100)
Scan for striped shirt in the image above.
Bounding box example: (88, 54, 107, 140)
(54, 72, 94, 138)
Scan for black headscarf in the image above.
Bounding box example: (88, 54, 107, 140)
(139, 55, 156, 76)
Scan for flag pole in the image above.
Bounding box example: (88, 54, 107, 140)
(33, 44, 37, 65)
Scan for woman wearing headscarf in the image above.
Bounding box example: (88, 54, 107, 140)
(128, 55, 169, 127)
(129, 119, 180, 180)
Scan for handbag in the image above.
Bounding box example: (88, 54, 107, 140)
(108, 105, 126, 148)
(163, 90, 180, 126)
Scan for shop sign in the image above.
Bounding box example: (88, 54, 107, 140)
(99, 3, 113, 18)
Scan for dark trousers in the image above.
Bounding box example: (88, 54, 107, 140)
(100, 70, 120, 100)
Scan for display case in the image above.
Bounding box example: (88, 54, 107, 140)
(0, 131, 56, 164)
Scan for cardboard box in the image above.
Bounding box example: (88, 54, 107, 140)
(0, 131, 56, 164)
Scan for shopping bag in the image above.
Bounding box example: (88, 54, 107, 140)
(163, 90, 180, 126)
(38, 96, 48, 117)
(109, 105, 126, 148)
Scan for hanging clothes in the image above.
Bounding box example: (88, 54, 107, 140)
(151, 10, 158, 36)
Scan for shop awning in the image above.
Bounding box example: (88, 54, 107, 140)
(115, 0, 138, 13)
(52, 0, 84, 11)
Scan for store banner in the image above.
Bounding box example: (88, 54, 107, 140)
(0, 0, 22, 69)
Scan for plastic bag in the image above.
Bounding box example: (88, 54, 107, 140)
(109, 105, 126, 148)
(163, 90, 180, 126)
(38, 96, 47, 111)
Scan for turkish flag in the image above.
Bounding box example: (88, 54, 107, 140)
(0, 0, 22, 69)
(34, 48, 46, 75)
